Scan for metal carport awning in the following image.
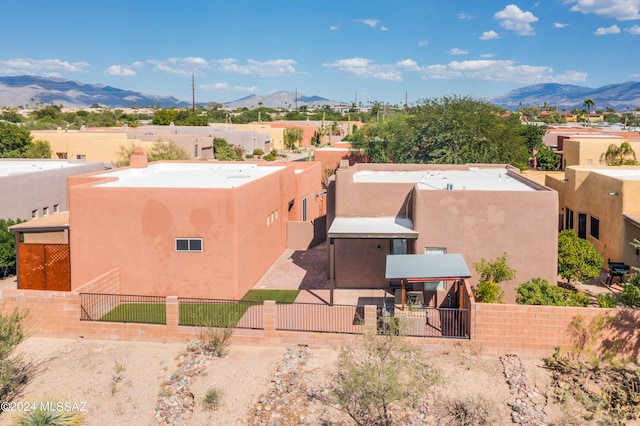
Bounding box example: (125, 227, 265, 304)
(328, 216, 419, 305)
(385, 254, 472, 310)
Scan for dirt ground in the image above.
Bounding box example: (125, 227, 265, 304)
(0, 336, 581, 426)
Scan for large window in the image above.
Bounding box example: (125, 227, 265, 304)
(590, 216, 600, 240)
(175, 238, 203, 252)
(565, 208, 574, 230)
(578, 213, 587, 239)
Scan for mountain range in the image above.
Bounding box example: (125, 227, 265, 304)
(1, 75, 639, 112)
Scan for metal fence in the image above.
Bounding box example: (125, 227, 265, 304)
(385, 307, 470, 338)
(80, 293, 167, 324)
(178, 298, 264, 329)
(275, 302, 366, 334)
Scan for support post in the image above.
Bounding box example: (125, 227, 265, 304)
(329, 237, 335, 306)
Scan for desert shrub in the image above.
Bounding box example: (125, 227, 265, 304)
(472, 253, 515, 303)
(262, 153, 276, 161)
(473, 281, 504, 304)
(13, 397, 83, 426)
(252, 148, 264, 157)
(203, 387, 222, 410)
(620, 283, 640, 307)
(0, 306, 31, 403)
(332, 327, 439, 426)
(515, 278, 589, 307)
(597, 293, 617, 308)
(192, 311, 239, 357)
(444, 395, 494, 425)
(558, 230, 603, 285)
(244, 154, 254, 159)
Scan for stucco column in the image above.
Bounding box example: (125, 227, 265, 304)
(263, 300, 277, 336)
(363, 305, 377, 333)
(329, 238, 335, 306)
(166, 296, 179, 331)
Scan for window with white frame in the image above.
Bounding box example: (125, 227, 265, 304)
(53, 204, 59, 213)
(175, 238, 203, 252)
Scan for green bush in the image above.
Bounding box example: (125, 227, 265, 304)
(0, 307, 31, 403)
(252, 148, 264, 157)
(516, 278, 589, 307)
(620, 283, 640, 307)
(473, 280, 504, 304)
(13, 397, 83, 426)
(263, 153, 276, 161)
(597, 293, 617, 308)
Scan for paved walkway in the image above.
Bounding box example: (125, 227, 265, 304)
(251, 242, 392, 306)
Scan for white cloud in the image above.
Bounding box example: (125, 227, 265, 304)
(494, 5, 538, 36)
(449, 48, 469, 55)
(480, 30, 500, 40)
(356, 19, 380, 28)
(381, 26, 389, 31)
(418, 40, 430, 46)
(595, 24, 622, 34)
(104, 65, 136, 77)
(200, 83, 259, 93)
(566, 0, 640, 21)
(627, 24, 640, 33)
(148, 57, 209, 76)
(421, 59, 587, 85)
(329, 25, 339, 30)
(323, 57, 422, 82)
(215, 58, 297, 77)
(554, 22, 569, 28)
(0, 58, 89, 75)
(458, 13, 474, 20)
(480, 53, 497, 58)
(200, 82, 228, 90)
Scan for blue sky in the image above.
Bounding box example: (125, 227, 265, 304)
(1, 0, 640, 106)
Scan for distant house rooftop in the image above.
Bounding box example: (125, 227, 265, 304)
(352, 167, 535, 191)
(93, 162, 285, 188)
(584, 168, 640, 181)
(0, 160, 93, 178)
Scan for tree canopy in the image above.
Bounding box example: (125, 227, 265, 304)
(0, 219, 24, 278)
(348, 96, 530, 168)
(0, 122, 34, 158)
(605, 142, 637, 166)
(557, 230, 603, 284)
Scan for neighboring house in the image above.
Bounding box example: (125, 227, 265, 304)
(11, 151, 324, 300)
(327, 161, 559, 303)
(546, 166, 640, 269)
(0, 159, 106, 220)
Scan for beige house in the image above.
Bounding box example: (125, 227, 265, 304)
(546, 166, 640, 269)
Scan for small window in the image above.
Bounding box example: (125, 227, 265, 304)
(590, 216, 600, 240)
(425, 247, 447, 255)
(302, 197, 307, 221)
(31, 210, 38, 219)
(194, 144, 199, 157)
(42, 207, 49, 216)
(76, 154, 86, 160)
(565, 207, 574, 230)
(175, 238, 203, 252)
(56, 152, 68, 159)
(53, 204, 59, 213)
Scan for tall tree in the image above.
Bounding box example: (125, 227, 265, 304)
(557, 230, 603, 285)
(583, 99, 595, 113)
(0, 122, 33, 158)
(0, 219, 24, 278)
(23, 140, 52, 159)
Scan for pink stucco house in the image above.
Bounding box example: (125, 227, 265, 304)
(12, 151, 324, 299)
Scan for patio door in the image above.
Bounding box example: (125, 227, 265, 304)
(578, 213, 587, 239)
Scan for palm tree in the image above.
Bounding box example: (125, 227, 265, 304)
(583, 98, 595, 113)
(605, 142, 637, 166)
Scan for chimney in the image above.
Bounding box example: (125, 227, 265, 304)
(129, 147, 148, 168)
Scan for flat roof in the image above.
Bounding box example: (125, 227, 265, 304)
(353, 167, 535, 191)
(328, 216, 418, 239)
(385, 254, 472, 280)
(93, 162, 285, 188)
(0, 160, 91, 178)
(584, 168, 640, 180)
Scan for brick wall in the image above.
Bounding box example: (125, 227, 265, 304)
(472, 303, 640, 361)
(2, 285, 639, 360)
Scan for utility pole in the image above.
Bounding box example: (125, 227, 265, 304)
(295, 88, 298, 111)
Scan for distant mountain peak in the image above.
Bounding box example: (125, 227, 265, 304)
(489, 82, 640, 110)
